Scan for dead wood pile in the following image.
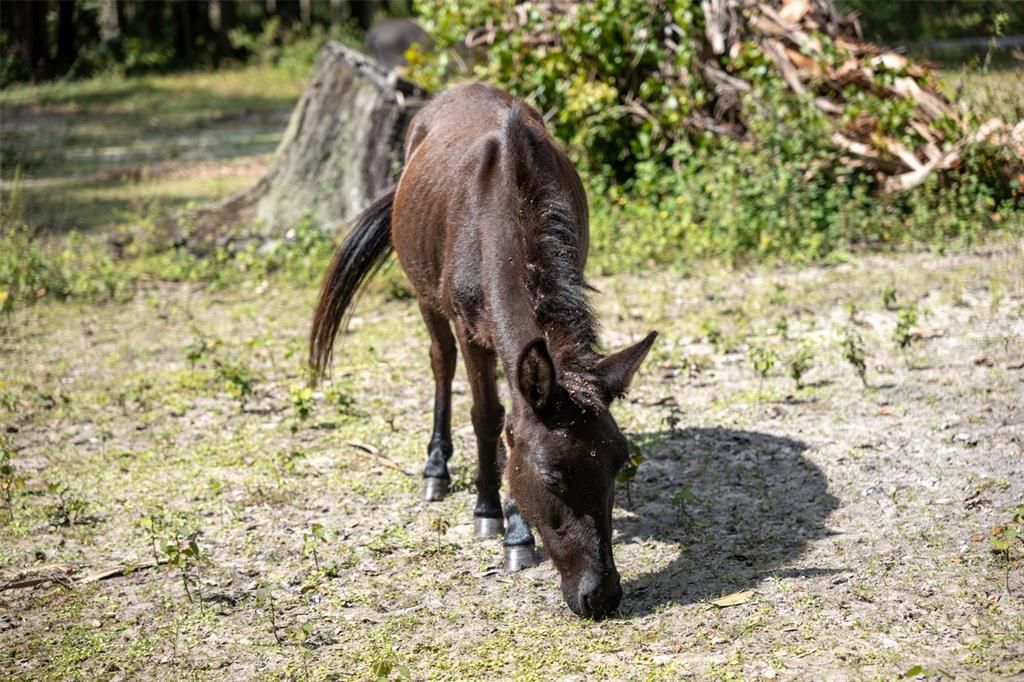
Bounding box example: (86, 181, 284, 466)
(464, 0, 1023, 192)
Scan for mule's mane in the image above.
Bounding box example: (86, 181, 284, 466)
(503, 103, 604, 409)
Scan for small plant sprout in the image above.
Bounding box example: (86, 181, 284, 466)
(303, 523, 328, 571)
(788, 343, 814, 390)
(370, 640, 411, 681)
(288, 620, 315, 677)
(290, 383, 315, 420)
(138, 511, 164, 565)
(671, 484, 697, 522)
(769, 282, 788, 306)
(217, 358, 255, 405)
(272, 449, 305, 492)
(429, 514, 450, 551)
(185, 335, 219, 368)
(165, 532, 206, 605)
(1, 436, 25, 522)
(47, 483, 87, 527)
(747, 344, 777, 403)
(990, 504, 1024, 596)
(254, 583, 283, 645)
(893, 304, 919, 368)
(841, 327, 869, 388)
(775, 315, 789, 339)
(845, 301, 862, 325)
(617, 441, 645, 508)
(699, 319, 724, 352)
(882, 284, 898, 310)
(324, 382, 355, 415)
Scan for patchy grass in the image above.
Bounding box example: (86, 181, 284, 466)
(2, 247, 1022, 679)
(1, 63, 1023, 679)
(1, 66, 303, 234)
(940, 66, 1024, 123)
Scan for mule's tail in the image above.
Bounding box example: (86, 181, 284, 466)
(309, 190, 395, 379)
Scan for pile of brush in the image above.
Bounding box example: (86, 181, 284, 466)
(459, 0, 1023, 192)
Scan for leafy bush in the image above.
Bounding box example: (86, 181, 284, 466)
(230, 17, 362, 75)
(409, 0, 1023, 266)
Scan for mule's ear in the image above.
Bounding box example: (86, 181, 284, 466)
(594, 331, 658, 401)
(517, 338, 556, 412)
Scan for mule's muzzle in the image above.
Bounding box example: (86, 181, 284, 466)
(568, 568, 622, 619)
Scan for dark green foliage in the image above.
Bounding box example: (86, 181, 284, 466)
(0, 1, 366, 83)
(840, 1, 1024, 47)
(409, 0, 1022, 267)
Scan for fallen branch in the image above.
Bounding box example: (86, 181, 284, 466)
(2, 559, 164, 591)
(345, 440, 414, 476)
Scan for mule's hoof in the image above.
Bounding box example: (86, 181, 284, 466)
(504, 545, 540, 572)
(422, 477, 449, 502)
(474, 517, 504, 538)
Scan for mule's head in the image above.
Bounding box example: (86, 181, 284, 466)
(506, 332, 657, 618)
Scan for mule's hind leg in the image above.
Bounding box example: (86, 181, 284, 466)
(420, 306, 457, 501)
(456, 336, 506, 538)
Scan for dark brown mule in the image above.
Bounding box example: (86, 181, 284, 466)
(310, 83, 656, 618)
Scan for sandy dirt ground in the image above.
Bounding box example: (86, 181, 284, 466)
(1, 245, 1022, 680)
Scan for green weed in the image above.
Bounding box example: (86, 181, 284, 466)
(788, 343, 814, 390)
(164, 532, 207, 604)
(894, 304, 920, 367)
(841, 327, 869, 388)
(302, 523, 328, 572)
(617, 441, 645, 508)
(46, 483, 88, 527)
(0, 436, 25, 521)
(748, 344, 778, 402)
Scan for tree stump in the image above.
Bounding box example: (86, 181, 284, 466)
(184, 42, 428, 248)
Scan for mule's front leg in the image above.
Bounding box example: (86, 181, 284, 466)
(420, 308, 456, 501)
(503, 498, 540, 571)
(458, 338, 505, 537)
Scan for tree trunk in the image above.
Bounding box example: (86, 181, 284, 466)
(181, 42, 429, 249)
(100, 0, 119, 41)
(56, 0, 76, 74)
(174, 1, 194, 63)
(28, 1, 51, 79)
(142, 0, 165, 43)
(349, 0, 383, 30)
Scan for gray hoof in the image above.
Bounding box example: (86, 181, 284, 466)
(504, 545, 540, 572)
(474, 517, 504, 538)
(422, 477, 449, 502)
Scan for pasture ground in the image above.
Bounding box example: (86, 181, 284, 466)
(2, 246, 1022, 680)
(1, 65, 1023, 681)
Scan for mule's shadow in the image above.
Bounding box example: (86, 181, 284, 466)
(616, 426, 840, 617)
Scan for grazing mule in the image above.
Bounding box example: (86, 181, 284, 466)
(310, 83, 656, 618)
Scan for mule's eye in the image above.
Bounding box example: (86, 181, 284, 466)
(540, 471, 561, 487)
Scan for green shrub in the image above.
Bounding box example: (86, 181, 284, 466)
(409, 0, 1023, 267)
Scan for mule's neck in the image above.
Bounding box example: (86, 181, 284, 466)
(483, 211, 603, 410)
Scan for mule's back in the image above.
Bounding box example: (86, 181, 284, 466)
(392, 84, 589, 339)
